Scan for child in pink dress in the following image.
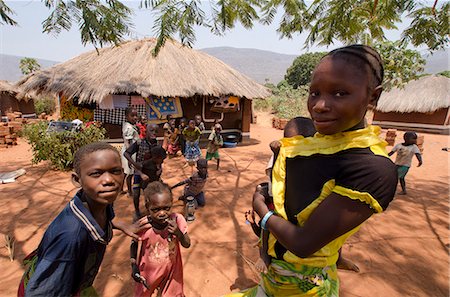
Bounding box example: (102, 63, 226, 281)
(130, 181, 191, 297)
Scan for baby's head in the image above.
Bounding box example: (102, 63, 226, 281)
(308, 45, 384, 135)
(144, 181, 173, 226)
(403, 131, 418, 145)
(284, 117, 316, 138)
(72, 142, 123, 205)
(125, 107, 138, 125)
(146, 123, 159, 144)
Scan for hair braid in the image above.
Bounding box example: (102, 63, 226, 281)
(327, 45, 384, 88)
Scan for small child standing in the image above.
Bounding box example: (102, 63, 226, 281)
(167, 118, 180, 157)
(130, 181, 191, 297)
(206, 123, 224, 169)
(122, 107, 140, 196)
(136, 115, 147, 140)
(172, 158, 208, 208)
(182, 119, 202, 166)
(388, 131, 423, 195)
(125, 124, 162, 218)
(194, 114, 205, 132)
(178, 118, 187, 155)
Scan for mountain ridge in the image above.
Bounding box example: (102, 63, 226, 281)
(0, 47, 448, 84)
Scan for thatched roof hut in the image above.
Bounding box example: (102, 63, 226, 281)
(373, 75, 450, 134)
(16, 38, 270, 140)
(16, 38, 270, 102)
(0, 80, 35, 117)
(376, 75, 449, 113)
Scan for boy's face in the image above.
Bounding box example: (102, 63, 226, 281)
(146, 124, 157, 142)
(146, 193, 172, 225)
(73, 150, 124, 206)
(188, 121, 195, 129)
(195, 115, 201, 124)
(127, 110, 138, 124)
(308, 57, 381, 135)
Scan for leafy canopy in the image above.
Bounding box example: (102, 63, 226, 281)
(1, 1, 448, 53)
(19, 58, 41, 75)
(284, 52, 326, 88)
(284, 41, 426, 91)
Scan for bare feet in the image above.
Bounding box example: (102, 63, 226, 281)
(255, 258, 268, 273)
(337, 257, 360, 273)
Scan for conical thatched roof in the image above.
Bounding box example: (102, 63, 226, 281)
(16, 38, 271, 103)
(376, 75, 450, 113)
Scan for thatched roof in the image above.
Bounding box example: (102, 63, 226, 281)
(0, 80, 18, 95)
(16, 38, 271, 103)
(376, 75, 450, 113)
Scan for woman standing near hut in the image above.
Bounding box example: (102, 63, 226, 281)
(182, 119, 202, 166)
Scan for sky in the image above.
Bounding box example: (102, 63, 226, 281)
(1, 0, 412, 62)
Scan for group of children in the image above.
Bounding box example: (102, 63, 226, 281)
(19, 44, 424, 297)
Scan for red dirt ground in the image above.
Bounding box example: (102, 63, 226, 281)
(0, 112, 448, 296)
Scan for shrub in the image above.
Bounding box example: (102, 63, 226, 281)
(34, 97, 56, 115)
(22, 122, 106, 170)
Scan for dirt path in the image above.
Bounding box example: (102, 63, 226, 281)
(0, 113, 448, 296)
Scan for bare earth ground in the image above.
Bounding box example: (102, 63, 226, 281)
(0, 112, 448, 297)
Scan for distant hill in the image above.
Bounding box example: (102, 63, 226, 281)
(201, 47, 298, 84)
(0, 54, 58, 82)
(1, 47, 447, 85)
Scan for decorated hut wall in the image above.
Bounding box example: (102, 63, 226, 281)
(91, 94, 252, 141)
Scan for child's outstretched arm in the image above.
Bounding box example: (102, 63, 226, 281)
(113, 219, 152, 241)
(168, 219, 191, 248)
(171, 178, 189, 189)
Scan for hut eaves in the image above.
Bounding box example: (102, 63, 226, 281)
(376, 75, 450, 113)
(16, 38, 271, 103)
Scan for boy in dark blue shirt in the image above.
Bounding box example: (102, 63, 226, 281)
(18, 142, 142, 296)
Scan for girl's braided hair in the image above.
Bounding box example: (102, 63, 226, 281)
(326, 44, 384, 89)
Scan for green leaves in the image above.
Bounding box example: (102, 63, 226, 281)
(22, 121, 106, 170)
(42, 0, 133, 49)
(2, 0, 448, 55)
(284, 52, 326, 88)
(19, 58, 41, 75)
(149, 0, 205, 56)
(375, 40, 426, 90)
(0, 0, 17, 25)
(402, 2, 449, 51)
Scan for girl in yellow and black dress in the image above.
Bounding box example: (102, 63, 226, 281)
(229, 45, 397, 297)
